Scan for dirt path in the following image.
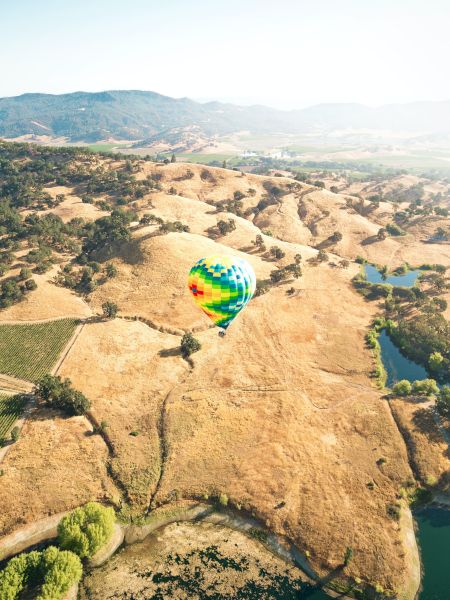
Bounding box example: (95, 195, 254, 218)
(53, 322, 86, 375)
(0, 375, 33, 395)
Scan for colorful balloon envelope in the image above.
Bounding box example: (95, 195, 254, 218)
(188, 254, 256, 330)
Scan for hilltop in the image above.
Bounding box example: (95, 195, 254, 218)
(0, 142, 449, 598)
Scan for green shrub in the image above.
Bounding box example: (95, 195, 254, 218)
(180, 333, 201, 358)
(218, 493, 229, 506)
(102, 300, 118, 319)
(411, 379, 439, 396)
(0, 546, 82, 600)
(386, 222, 406, 236)
(35, 375, 91, 416)
(57, 502, 115, 558)
(392, 380, 412, 396)
(436, 386, 450, 417)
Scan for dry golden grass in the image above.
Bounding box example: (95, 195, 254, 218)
(2, 160, 447, 596)
(0, 267, 92, 323)
(390, 398, 450, 490)
(89, 232, 274, 331)
(0, 408, 118, 537)
(58, 319, 187, 509)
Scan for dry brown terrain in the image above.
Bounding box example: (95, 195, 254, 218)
(390, 398, 450, 490)
(0, 409, 118, 536)
(1, 158, 449, 597)
(0, 267, 92, 322)
(80, 521, 310, 599)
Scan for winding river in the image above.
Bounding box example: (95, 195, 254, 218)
(367, 265, 450, 600)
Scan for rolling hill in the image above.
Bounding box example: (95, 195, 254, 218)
(0, 90, 449, 143)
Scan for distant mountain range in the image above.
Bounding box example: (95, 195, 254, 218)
(0, 90, 449, 143)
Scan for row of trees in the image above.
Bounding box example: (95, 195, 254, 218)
(0, 502, 115, 599)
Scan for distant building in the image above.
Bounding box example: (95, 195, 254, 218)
(268, 150, 290, 159)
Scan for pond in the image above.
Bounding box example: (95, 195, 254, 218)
(378, 330, 429, 387)
(377, 325, 449, 600)
(415, 506, 450, 600)
(79, 521, 332, 600)
(364, 264, 420, 287)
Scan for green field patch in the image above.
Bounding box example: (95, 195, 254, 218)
(85, 143, 119, 153)
(0, 319, 78, 382)
(0, 394, 27, 439)
(176, 153, 237, 164)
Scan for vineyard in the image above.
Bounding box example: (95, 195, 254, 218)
(0, 319, 79, 382)
(0, 394, 27, 440)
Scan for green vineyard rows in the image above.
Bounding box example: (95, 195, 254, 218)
(0, 319, 79, 382)
(0, 394, 27, 440)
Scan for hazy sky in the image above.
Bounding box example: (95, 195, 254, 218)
(2, 0, 450, 109)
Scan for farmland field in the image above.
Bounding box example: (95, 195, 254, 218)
(0, 394, 26, 440)
(0, 319, 78, 382)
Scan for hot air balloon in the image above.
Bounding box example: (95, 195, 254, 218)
(188, 254, 256, 335)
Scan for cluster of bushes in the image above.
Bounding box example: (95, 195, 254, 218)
(436, 386, 450, 417)
(55, 261, 117, 294)
(159, 220, 190, 234)
(0, 546, 82, 600)
(270, 262, 302, 284)
(365, 318, 387, 387)
(57, 502, 115, 558)
(35, 375, 91, 416)
(217, 219, 236, 236)
(392, 379, 440, 397)
(82, 209, 134, 255)
(0, 276, 37, 309)
(0, 502, 115, 599)
(389, 314, 450, 381)
(386, 222, 406, 236)
(200, 168, 216, 183)
(138, 211, 190, 234)
(217, 197, 244, 217)
(433, 226, 449, 241)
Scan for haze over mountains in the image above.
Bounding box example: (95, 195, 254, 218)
(0, 90, 449, 143)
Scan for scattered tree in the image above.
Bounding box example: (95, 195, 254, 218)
(105, 263, 118, 278)
(10, 426, 20, 442)
(35, 375, 91, 416)
(270, 246, 285, 260)
(102, 300, 118, 319)
(58, 502, 115, 558)
(180, 333, 201, 357)
(392, 380, 412, 396)
(217, 219, 236, 236)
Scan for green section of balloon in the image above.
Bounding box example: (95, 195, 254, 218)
(188, 254, 256, 329)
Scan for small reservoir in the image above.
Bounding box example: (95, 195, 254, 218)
(364, 264, 420, 287)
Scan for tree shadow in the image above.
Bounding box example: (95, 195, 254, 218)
(314, 238, 335, 251)
(297, 565, 345, 598)
(159, 347, 182, 358)
(412, 405, 448, 445)
(361, 235, 380, 246)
